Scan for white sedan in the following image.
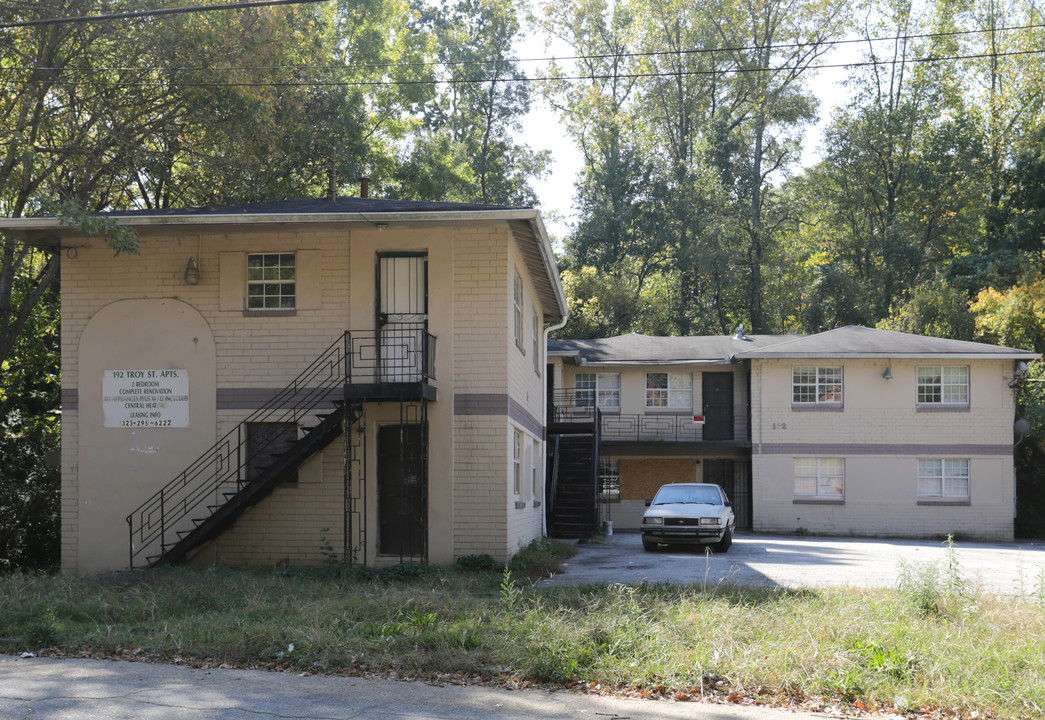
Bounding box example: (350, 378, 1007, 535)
(641, 483, 736, 553)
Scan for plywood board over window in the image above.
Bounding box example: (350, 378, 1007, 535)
(620, 459, 698, 500)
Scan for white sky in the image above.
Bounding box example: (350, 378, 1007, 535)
(513, 31, 858, 244)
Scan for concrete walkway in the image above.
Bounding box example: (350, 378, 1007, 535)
(0, 654, 831, 720)
(538, 532, 1045, 595)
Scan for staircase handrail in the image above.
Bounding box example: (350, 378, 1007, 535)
(547, 388, 599, 424)
(591, 406, 601, 533)
(126, 332, 351, 568)
(126, 329, 436, 568)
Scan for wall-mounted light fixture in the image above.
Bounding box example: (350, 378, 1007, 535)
(882, 367, 893, 380)
(184, 257, 200, 285)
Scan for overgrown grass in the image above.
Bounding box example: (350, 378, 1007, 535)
(1, 538, 1043, 719)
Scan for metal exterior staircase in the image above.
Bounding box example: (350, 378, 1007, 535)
(548, 434, 600, 537)
(152, 401, 362, 567)
(126, 330, 435, 569)
(546, 390, 601, 538)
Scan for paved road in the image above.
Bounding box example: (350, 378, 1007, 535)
(0, 654, 823, 720)
(537, 532, 1045, 595)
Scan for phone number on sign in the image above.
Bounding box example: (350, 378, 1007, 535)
(120, 419, 173, 428)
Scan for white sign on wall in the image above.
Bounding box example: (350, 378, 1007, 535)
(103, 369, 189, 428)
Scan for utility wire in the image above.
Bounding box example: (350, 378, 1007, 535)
(0, 21, 1042, 73)
(0, 0, 330, 29)
(5, 46, 1044, 88)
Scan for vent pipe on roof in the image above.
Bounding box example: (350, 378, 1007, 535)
(733, 324, 745, 340)
(360, 176, 369, 198)
(326, 146, 338, 200)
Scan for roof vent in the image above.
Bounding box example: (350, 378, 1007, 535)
(733, 324, 745, 340)
(326, 164, 337, 200)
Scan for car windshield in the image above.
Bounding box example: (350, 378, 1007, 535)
(653, 487, 721, 505)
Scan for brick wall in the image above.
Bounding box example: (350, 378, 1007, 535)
(61, 218, 556, 571)
(750, 357, 1018, 540)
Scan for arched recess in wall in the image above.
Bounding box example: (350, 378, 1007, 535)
(75, 298, 216, 573)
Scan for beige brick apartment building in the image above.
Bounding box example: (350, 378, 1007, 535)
(3, 196, 1037, 573)
(3, 197, 567, 574)
(549, 327, 1037, 541)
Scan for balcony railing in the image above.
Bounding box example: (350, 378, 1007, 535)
(549, 390, 741, 443)
(548, 389, 601, 425)
(600, 414, 704, 443)
(351, 325, 436, 384)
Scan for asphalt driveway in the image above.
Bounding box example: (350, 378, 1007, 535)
(537, 532, 1045, 595)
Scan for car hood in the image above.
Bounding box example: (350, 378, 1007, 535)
(644, 502, 725, 518)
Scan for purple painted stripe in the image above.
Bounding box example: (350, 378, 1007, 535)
(757, 443, 1012, 456)
(217, 387, 341, 410)
(454, 393, 508, 415)
(508, 397, 544, 438)
(61, 388, 78, 411)
(454, 393, 545, 439)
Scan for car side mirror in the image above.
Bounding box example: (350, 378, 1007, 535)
(725, 501, 733, 508)
(644, 499, 652, 507)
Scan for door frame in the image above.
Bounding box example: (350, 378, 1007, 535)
(701, 372, 735, 441)
(375, 421, 428, 560)
(374, 252, 429, 380)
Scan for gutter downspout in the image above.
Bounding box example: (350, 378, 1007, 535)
(542, 315, 569, 537)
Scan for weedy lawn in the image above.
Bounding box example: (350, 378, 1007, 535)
(1, 539, 1043, 719)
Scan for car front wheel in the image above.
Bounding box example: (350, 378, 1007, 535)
(641, 537, 659, 552)
(712, 526, 733, 553)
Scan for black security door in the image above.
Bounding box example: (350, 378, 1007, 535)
(376, 253, 427, 382)
(704, 459, 751, 529)
(702, 372, 734, 441)
(377, 424, 426, 558)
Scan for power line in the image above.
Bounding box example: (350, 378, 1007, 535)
(0, 0, 330, 29)
(4, 46, 1044, 89)
(0, 21, 1042, 74)
(530, 21, 1045, 68)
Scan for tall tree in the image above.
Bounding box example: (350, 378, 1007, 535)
(400, 0, 547, 205)
(787, 0, 983, 329)
(705, 0, 848, 331)
(539, 0, 678, 334)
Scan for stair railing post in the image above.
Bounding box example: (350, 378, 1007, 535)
(592, 407, 601, 534)
(349, 332, 357, 386)
(159, 487, 165, 556)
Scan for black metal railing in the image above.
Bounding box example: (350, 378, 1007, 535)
(353, 324, 436, 384)
(126, 329, 435, 569)
(600, 414, 703, 443)
(548, 389, 603, 424)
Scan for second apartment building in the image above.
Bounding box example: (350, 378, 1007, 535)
(549, 327, 1037, 541)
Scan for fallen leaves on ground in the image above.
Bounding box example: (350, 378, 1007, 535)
(18, 646, 1032, 720)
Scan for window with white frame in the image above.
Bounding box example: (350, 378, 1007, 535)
(918, 459, 970, 499)
(513, 271, 523, 346)
(792, 366, 842, 404)
(917, 366, 969, 404)
(532, 440, 541, 500)
(598, 457, 620, 501)
(575, 373, 621, 408)
(794, 457, 844, 498)
(532, 311, 540, 372)
(645, 372, 691, 409)
(513, 429, 522, 495)
(247, 253, 296, 309)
